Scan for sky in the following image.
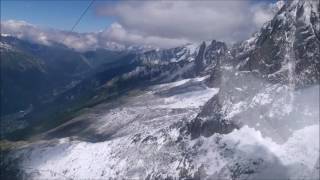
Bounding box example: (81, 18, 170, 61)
(1, 0, 115, 32)
(1, 0, 283, 51)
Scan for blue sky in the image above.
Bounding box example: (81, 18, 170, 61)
(1, 0, 115, 32)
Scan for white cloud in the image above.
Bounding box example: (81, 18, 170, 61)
(1, 1, 283, 51)
(251, 1, 285, 28)
(100, 23, 189, 48)
(1, 20, 51, 45)
(97, 0, 283, 45)
(2, 20, 111, 51)
(1, 20, 101, 51)
(1, 19, 188, 51)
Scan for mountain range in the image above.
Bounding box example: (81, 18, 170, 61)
(1, 0, 319, 179)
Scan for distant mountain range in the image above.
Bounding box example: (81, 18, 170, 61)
(1, 36, 131, 115)
(1, 34, 229, 140)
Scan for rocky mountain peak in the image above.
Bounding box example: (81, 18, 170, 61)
(187, 0, 320, 142)
(233, 0, 319, 88)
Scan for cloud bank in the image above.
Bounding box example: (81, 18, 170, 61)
(96, 0, 284, 44)
(1, 1, 284, 51)
(1, 20, 112, 51)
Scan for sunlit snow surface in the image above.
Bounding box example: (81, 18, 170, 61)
(8, 77, 319, 179)
(191, 124, 319, 179)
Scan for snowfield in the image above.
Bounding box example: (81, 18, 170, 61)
(190, 124, 319, 180)
(6, 76, 319, 179)
(8, 77, 217, 179)
(13, 124, 319, 179)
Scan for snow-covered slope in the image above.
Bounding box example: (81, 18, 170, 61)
(4, 75, 318, 179)
(190, 124, 319, 179)
(4, 77, 219, 179)
(1, 0, 319, 179)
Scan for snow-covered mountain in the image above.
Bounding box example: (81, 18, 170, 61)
(232, 0, 319, 87)
(1, 0, 319, 179)
(0, 38, 228, 139)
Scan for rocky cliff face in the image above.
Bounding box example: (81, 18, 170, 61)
(133, 40, 227, 81)
(234, 0, 319, 87)
(188, 0, 320, 139)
